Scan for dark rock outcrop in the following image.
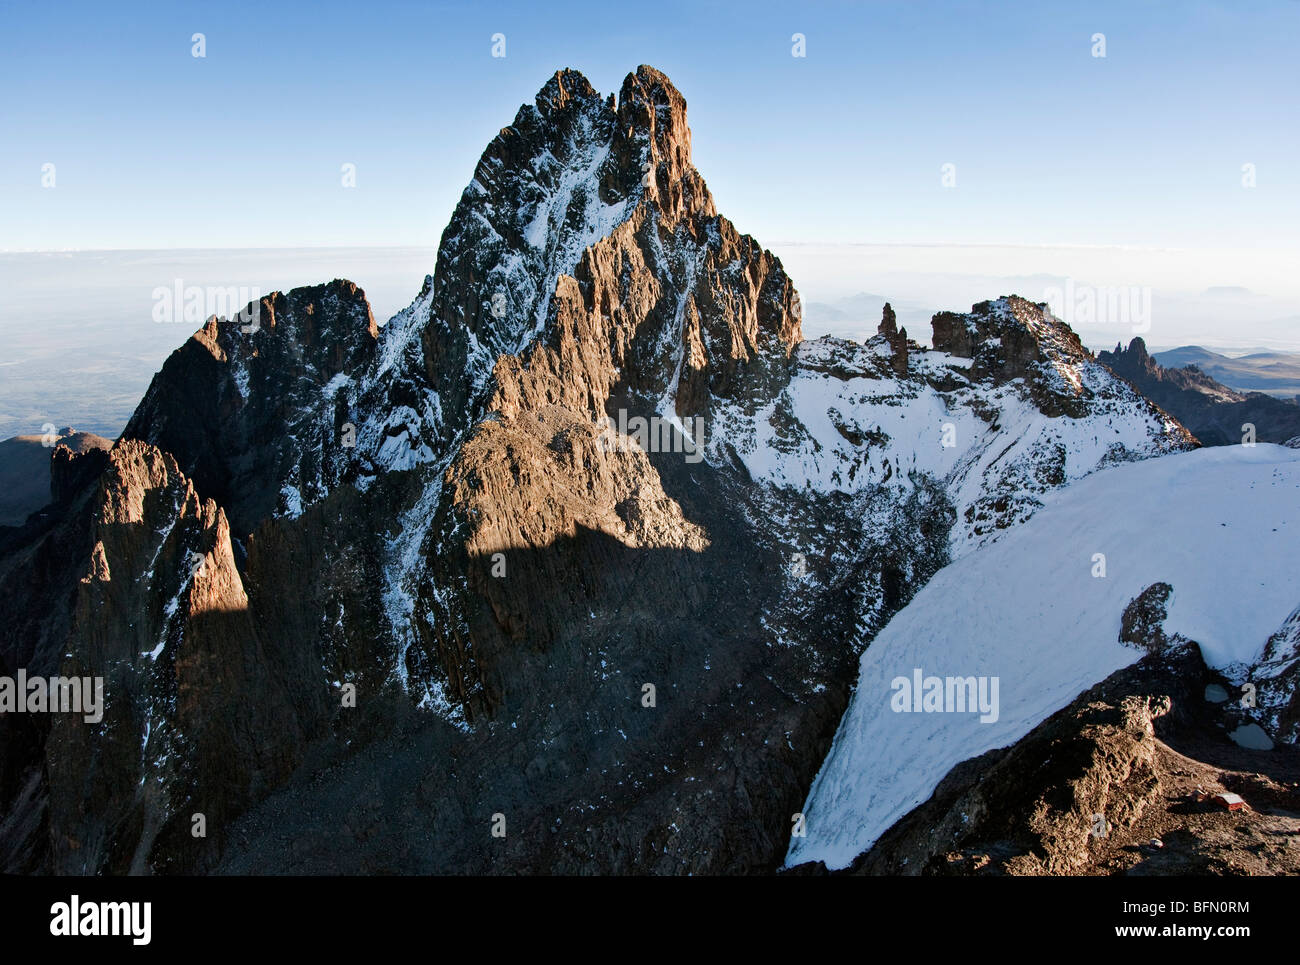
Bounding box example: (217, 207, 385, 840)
(121, 280, 377, 537)
(1119, 582, 1177, 653)
(932, 296, 1095, 416)
(1099, 338, 1300, 446)
(50, 443, 110, 506)
(0, 430, 112, 528)
(876, 303, 908, 376)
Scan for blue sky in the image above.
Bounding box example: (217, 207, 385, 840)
(3, 0, 1298, 253)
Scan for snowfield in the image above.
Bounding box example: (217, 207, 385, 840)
(787, 443, 1300, 870)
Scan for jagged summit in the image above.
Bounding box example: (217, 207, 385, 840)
(356, 64, 798, 479)
(1101, 336, 1181, 387)
(438, 63, 716, 357)
(878, 302, 898, 337)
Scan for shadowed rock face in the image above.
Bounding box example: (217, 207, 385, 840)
(121, 280, 378, 538)
(0, 430, 112, 528)
(47, 441, 294, 873)
(0, 66, 1199, 875)
(1099, 337, 1300, 446)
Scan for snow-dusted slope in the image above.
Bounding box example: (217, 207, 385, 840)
(712, 297, 1191, 560)
(787, 443, 1300, 871)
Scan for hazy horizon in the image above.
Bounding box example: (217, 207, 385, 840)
(4, 0, 1296, 439)
(2, 243, 1296, 442)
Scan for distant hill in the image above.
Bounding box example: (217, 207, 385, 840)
(1153, 345, 1300, 399)
(0, 429, 112, 526)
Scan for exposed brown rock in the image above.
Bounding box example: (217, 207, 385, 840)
(44, 442, 306, 872)
(872, 303, 909, 375)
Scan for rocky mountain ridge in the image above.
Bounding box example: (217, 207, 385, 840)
(1, 66, 1202, 874)
(1099, 337, 1300, 446)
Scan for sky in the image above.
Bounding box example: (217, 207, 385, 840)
(3, 0, 1298, 254)
(1, 0, 1298, 439)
